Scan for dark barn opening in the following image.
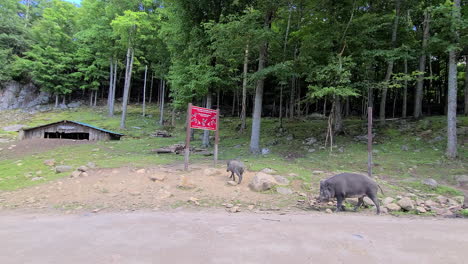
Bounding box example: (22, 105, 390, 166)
(44, 132, 90, 140)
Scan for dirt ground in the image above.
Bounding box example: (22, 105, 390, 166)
(0, 138, 92, 160)
(0, 210, 467, 264)
(0, 162, 310, 212)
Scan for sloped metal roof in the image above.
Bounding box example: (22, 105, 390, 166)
(22, 120, 124, 136)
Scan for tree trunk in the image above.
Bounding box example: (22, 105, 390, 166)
(414, 10, 430, 119)
(55, 94, 59, 108)
(142, 65, 147, 116)
(240, 43, 249, 133)
(402, 57, 408, 118)
(446, 0, 460, 159)
(202, 92, 212, 147)
(120, 47, 134, 129)
(289, 76, 295, 118)
(62, 95, 66, 106)
(250, 10, 273, 154)
(149, 72, 154, 104)
(89, 91, 93, 107)
(108, 58, 113, 114)
(231, 89, 236, 116)
(93, 90, 97, 107)
(464, 55, 468, 115)
(379, 0, 400, 122)
(109, 58, 117, 116)
(159, 80, 165, 126)
(334, 96, 343, 133)
(279, 85, 284, 127)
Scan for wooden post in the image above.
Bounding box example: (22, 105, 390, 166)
(184, 103, 192, 171)
(368, 106, 373, 177)
(214, 108, 220, 167)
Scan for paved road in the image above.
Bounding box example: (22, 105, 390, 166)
(0, 210, 467, 264)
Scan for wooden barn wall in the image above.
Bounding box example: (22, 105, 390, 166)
(22, 122, 112, 140)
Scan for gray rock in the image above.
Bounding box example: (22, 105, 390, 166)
(422, 178, 438, 189)
(70, 171, 81, 178)
(55, 165, 72, 173)
(338, 147, 345, 153)
(58, 103, 68, 109)
(260, 168, 277, 174)
(43, 159, 56, 167)
(227, 180, 238, 186)
(424, 200, 438, 209)
(31, 177, 43, 181)
(249, 172, 277, 192)
(363, 197, 374, 206)
(397, 197, 414, 211)
(273, 175, 290, 186)
(416, 206, 427, 213)
(67, 101, 81, 108)
(87, 162, 96, 168)
(308, 148, 316, 153)
(261, 148, 270, 155)
(276, 187, 293, 195)
(455, 175, 468, 187)
(2, 124, 26, 132)
(77, 166, 89, 172)
(286, 135, 294, 141)
(325, 208, 333, 213)
(303, 137, 317, 145)
(0, 81, 50, 110)
(386, 203, 401, 212)
(149, 175, 166, 182)
(346, 198, 359, 206)
(436, 195, 449, 204)
(401, 145, 409, 151)
(382, 197, 394, 206)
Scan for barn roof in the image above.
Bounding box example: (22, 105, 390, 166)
(22, 120, 124, 136)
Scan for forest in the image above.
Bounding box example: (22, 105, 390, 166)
(1, 0, 467, 158)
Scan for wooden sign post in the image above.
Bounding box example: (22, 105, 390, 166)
(368, 106, 373, 178)
(184, 103, 220, 171)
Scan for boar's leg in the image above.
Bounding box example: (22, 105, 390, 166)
(336, 195, 345, 212)
(237, 172, 243, 184)
(354, 197, 364, 212)
(229, 172, 235, 180)
(368, 193, 381, 215)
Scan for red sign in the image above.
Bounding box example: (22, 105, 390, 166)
(190, 106, 218, 131)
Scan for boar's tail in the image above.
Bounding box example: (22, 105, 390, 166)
(377, 185, 384, 195)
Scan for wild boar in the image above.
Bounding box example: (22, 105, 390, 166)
(319, 173, 383, 214)
(226, 160, 245, 184)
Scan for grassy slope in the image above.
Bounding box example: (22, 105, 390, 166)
(0, 105, 466, 197)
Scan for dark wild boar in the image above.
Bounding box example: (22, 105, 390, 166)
(319, 173, 383, 214)
(226, 160, 245, 184)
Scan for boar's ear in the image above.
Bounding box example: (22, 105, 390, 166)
(319, 179, 325, 187)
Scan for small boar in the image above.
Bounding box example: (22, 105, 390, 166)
(226, 160, 245, 184)
(319, 173, 383, 214)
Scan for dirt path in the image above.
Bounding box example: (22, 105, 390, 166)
(0, 210, 467, 264)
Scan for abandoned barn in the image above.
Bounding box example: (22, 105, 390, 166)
(19, 120, 123, 141)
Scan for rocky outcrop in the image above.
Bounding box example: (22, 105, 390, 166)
(0, 81, 49, 110)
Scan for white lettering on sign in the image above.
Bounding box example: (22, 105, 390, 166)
(58, 125, 76, 130)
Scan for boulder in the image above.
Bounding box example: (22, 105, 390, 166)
(149, 175, 166, 182)
(44, 159, 56, 167)
(303, 137, 317, 145)
(416, 206, 427, 213)
(363, 197, 374, 207)
(70, 171, 81, 178)
(249, 172, 278, 192)
(0, 81, 49, 110)
(273, 175, 290, 186)
(436, 195, 449, 204)
(422, 178, 438, 189)
(55, 165, 72, 173)
(80, 172, 89, 177)
(77, 166, 89, 172)
(346, 198, 359, 206)
(325, 208, 333, 214)
(261, 148, 270, 155)
(401, 145, 409, 151)
(424, 200, 438, 209)
(382, 197, 395, 206)
(228, 206, 240, 213)
(136, 169, 146, 174)
(447, 198, 459, 207)
(397, 197, 414, 211)
(386, 203, 401, 212)
(226, 180, 238, 186)
(260, 168, 277, 174)
(276, 187, 293, 195)
(455, 175, 468, 187)
(67, 101, 81, 108)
